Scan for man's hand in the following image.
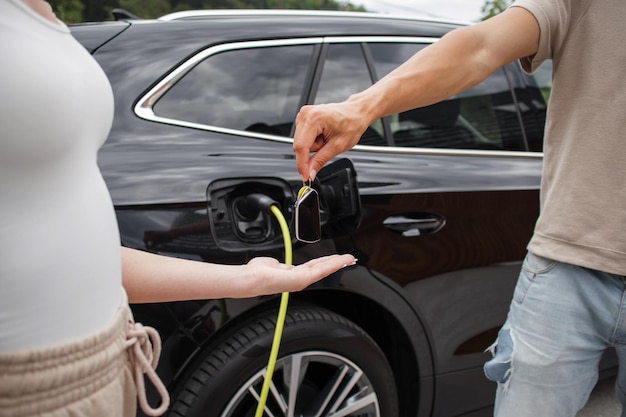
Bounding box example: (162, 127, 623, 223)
(293, 102, 369, 181)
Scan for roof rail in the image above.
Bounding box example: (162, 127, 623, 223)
(112, 8, 141, 21)
(159, 9, 376, 21)
(157, 9, 465, 25)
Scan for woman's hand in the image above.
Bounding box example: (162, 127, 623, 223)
(243, 254, 357, 296)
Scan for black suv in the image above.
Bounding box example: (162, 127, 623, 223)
(71, 9, 565, 417)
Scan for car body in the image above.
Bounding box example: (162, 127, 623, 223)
(69, 9, 613, 417)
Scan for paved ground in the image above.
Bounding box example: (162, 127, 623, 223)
(577, 376, 621, 417)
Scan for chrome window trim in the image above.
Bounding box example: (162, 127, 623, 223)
(324, 36, 436, 44)
(134, 36, 543, 160)
(134, 37, 324, 126)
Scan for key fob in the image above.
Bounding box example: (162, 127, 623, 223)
(294, 185, 321, 243)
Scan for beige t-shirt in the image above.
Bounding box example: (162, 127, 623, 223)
(511, 0, 626, 276)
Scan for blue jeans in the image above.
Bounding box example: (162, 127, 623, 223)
(484, 251, 626, 417)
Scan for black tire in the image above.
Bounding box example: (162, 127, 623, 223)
(169, 305, 399, 417)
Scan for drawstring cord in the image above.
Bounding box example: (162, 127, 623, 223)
(125, 321, 170, 416)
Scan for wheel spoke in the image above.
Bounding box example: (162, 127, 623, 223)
(247, 380, 278, 417)
(269, 376, 288, 415)
(282, 353, 307, 417)
(307, 365, 350, 417)
(330, 392, 379, 417)
(326, 368, 363, 415)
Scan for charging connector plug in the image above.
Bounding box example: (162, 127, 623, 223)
(231, 193, 281, 243)
(235, 193, 279, 219)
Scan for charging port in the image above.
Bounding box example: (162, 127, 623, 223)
(207, 178, 293, 252)
(206, 158, 361, 252)
(231, 193, 279, 243)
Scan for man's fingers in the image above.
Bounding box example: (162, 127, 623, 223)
(293, 143, 313, 182)
(306, 148, 333, 181)
(294, 102, 365, 181)
(293, 106, 320, 180)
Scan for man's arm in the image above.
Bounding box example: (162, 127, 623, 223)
(293, 6, 540, 181)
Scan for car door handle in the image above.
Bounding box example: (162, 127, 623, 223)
(383, 213, 446, 237)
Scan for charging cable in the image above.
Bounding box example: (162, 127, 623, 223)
(254, 204, 292, 417)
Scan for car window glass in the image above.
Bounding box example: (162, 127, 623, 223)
(153, 44, 315, 137)
(370, 42, 425, 79)
(314, 43, 386, 146)
(370, 43, 526, 151)
(315, 43, 372, 104)
(456, 69, 526, 151)
(515, 59, 550, 152)
(534, 59, 552, 102)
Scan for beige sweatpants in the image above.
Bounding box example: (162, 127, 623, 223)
(0, 293, 169, 417)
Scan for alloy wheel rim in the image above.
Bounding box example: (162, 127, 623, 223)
(221, 350, 381, 417)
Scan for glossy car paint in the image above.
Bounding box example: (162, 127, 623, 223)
(69, 11, 574, 417)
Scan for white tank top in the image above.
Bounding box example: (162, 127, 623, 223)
(0, 0, 122, 351)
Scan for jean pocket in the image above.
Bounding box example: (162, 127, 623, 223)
(513, 252, 558, 304)
(521, 251, 558, 275)
(484, 327, 513, 385)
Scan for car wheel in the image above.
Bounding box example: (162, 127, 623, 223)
(169, 305, 399, 417)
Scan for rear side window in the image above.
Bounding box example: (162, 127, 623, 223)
(153, 44, 315, 137)
(369, 43, 527, 151)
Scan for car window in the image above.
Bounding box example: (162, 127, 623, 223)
(517, 59, 551, 152)
(370, 42, 425, 79)
(369, 43, 527, 151)
(314, 43, 386, 146)
(314, 43, 372, 104)
(153, 44, 315, 137)
(534, 59, 552, 102)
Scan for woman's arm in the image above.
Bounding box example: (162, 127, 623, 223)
(121, 247, 356, 303)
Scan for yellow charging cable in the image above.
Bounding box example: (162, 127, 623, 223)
(254, 205, 292, 417)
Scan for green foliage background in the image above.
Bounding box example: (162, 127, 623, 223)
(49, 0, 512, 23)
(480, 0, 512, 20)
(48, 0, 367, 22)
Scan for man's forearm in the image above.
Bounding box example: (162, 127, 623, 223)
(347, 8, 540, 123)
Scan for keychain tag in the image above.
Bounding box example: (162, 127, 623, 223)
(295, 182, 321, 243)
